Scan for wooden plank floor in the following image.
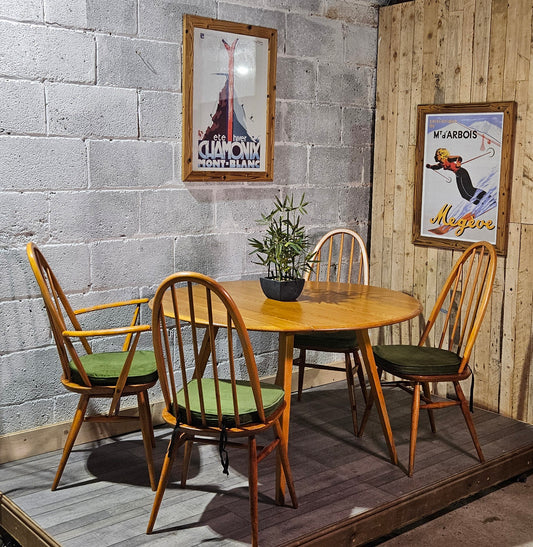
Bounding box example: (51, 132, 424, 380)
(1, 381, 533, 546)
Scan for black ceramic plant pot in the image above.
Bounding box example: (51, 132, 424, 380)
(259, 277, 305, 301)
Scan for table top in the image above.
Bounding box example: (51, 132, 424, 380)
(158, 279, 422, 334)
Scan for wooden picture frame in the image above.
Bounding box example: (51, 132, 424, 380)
(182, 15, 277, 182)
(413, 102, 516, 255)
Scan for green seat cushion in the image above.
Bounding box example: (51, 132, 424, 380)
(373, 345, 462, 377)
(69, 350, 158, 386)
(294, 330, 358, 352)
(175, 378, 285, 427)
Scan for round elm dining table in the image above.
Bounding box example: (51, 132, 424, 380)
(156, 279, 422, 504)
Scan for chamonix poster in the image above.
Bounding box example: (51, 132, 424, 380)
(192, 27, 269, 172)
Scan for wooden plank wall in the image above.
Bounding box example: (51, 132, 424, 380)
(371, 0, 533, 423)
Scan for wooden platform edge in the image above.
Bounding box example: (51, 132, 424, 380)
(0, 492, 61, 547)
(283, 443, 533, 546)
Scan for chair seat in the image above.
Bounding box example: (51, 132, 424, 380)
(373, 345, 462, 377)
(294, 330, 358, 352)
(176, 378, 285, 428)
(70, 350, 158, 386)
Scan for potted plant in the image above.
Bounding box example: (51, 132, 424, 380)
(248, 194, 317, 301)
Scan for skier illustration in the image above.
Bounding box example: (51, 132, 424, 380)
(426, 148, 487, 205)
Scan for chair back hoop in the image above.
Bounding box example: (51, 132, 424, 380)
(305, 228, 369, 285)
(151, 272, 265, 429)
(27, 243, 93, 384)
(419, 241, 497, 373)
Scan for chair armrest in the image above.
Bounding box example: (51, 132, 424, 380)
(70, 298, 150, 352)
(63, 324, 151, 338)
(73, 298, 149, 315)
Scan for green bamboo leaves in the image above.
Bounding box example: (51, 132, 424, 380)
(248, 194, 317, 281)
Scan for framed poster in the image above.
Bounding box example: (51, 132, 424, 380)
(413, 102, 516, 255)
(182, 15, 277, 182)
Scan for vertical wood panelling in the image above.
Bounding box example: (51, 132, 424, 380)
(382, 7, 401, 316)
(502, 1, 519, 100)
(393, 4, 415, 343)
(471, 0, 491, 102)
(408, 1, 428, 344)
(487, 264, 505, 408)
(487, 0, 507, 100)
(418, 0, 439, 347)
(372, 0, 533, 421)
(522, 10, 533, 227)
(507, 8, 530, 226)
(444, 11, 462, 102)
(459, 0, 476, 103)
(500, 223, 520, 415)
(405, 1, 426, 346)
(370, 7, 392, 292)
(517, 224, 533, 421)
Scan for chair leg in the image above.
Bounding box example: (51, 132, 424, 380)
(358, 367, 381, 437)
(296, 349, 306, 401)
(52, 394, 89, 491)
(344, 352, 359, 436)
(248, 436, 259, 547)
(408, 383, 422, 477)
(146, 429, 184, 534)
(454, 381, 485, 463)
(422, 382, 436, 433)
(146, 391, 156, 449)
(354, 350, 368, 404)
(358, 389, 374, 437)
(274, 420, 298, 509)
(181, 439, 193, 486)
(137, 391, 156, 491)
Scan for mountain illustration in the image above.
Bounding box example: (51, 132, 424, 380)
(469, 120, 502, 147)
(203, 76, 255, 143)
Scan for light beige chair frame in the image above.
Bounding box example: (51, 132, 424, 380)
(147, 272, 298, 547)
(293, 228, 370, 435)
(360, 241, 497, 476)
(27, 243, 157, 491)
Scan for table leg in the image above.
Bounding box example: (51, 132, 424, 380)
(356, 329, 398, 465)
(274, 332, 294, 505)
(192, 327, 219, 379)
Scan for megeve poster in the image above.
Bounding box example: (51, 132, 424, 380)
(420, 111, 504, 244)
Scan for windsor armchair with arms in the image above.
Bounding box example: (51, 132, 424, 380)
(27, 242, 158, 490)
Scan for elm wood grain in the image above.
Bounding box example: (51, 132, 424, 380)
(156, 279, 423, 501)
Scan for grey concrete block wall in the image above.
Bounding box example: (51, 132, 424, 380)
(0, 137, 88, 190)
(0, 80, 46, 134)
(46, 84, 138, 137)
(0, 0, 383, 436)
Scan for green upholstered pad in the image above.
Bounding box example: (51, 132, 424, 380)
(373, 345, 462, 376)
(294, 330, 358, 351)
(176, 378, 285, 427)
(69, 350, 158, 386)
